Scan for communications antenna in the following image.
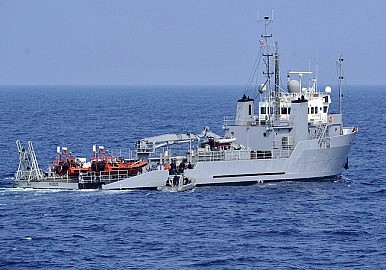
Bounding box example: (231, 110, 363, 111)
(337, 55, 344, 114)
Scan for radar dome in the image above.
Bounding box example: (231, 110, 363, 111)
(287, 80, 300, 93)
(325, 85, 332, 94)
(258, 83, 266, 94)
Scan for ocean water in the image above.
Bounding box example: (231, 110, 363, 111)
(0, 85, 385, 269)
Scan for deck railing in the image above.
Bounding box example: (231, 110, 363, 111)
(272, 138, 295, 158)
(15, 170, 78, 183)
(195, 149, 273, 162)
(79, 170, 130, 184)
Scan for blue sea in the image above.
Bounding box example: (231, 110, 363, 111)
(0, 85, 385, 269)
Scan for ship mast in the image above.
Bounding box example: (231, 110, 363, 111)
(274, 42, 280, 119)
(338, 56, 344, 114)
(258, 14, 275, 122)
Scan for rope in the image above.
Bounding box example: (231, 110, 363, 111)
(243, 46, 263, 97)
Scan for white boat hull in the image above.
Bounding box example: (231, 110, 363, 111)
(102, 132, 355, 189)
(13, 180, 79, 190)
(187, 134, 354, 185)
(12, 132, 354, 190)
(102, 170, 169, 190)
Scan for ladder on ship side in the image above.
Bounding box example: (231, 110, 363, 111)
(315, 124, 327, 139)
(315, 125, 330, 148)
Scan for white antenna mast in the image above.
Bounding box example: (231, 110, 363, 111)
(338, 55, 344, 114)
(315, 49, 319, 91)
(257, 10, 275, 121)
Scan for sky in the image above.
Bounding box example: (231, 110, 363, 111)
(0, 0, 384, 86)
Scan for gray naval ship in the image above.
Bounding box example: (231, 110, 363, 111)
(14, 16, 357, 190)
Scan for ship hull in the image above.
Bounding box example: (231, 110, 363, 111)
(13, 180, 79, 190)
(13, 132, 355, 190)
(102, 132, 355, 189)
(184, 133, 354, 186)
